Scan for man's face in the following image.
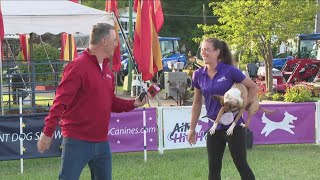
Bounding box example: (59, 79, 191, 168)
(102, 29, 118, 58)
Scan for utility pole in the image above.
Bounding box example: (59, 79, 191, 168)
(203, 4, 207, 24)
(315, 0, 320, 33)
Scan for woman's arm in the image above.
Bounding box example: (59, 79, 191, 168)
(188, 87, 202, 145)
(241, 77, 258, 102)
(189, 88, 202, 130)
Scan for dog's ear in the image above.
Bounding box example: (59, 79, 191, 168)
(224, 102, 233, 112)
(236, 101, 242, 108)
(212, 95, 224, 105)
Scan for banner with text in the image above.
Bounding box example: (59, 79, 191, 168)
(108, 108, 158, 152)
(0, 108, 157, 161)
(160, 103, 316, 151)
(161, 106, 208, 150)
(0, 114, 63, 161)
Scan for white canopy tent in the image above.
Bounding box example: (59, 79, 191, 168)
(2, 0, 114, 35)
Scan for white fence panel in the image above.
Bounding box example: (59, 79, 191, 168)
(158, 106, 208, 152)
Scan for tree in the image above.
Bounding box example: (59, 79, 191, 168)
(81, 0, 217, 54)
(17, 43, 61, 82)
(160, 0, 217, 54)
(199, 0, 318, 92)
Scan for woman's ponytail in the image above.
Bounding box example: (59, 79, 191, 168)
(219, 40, 233, 65)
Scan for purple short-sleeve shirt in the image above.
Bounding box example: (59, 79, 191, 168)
(192, 62, 246, 130)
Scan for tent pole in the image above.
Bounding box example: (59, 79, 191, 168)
(29, 33, 36, 109)
(0, 40, 4, 115)
(127, 0, 133, 92)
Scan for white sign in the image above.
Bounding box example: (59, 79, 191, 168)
(160, 106, 208, 150)
(273, 78, 278, 85)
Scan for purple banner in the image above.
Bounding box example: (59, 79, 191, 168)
(108, 108, 158, 152)
(244, 103, 315, 144)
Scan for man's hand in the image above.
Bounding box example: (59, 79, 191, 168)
(37, 133, 53, 154)
(187, 129, 196, 146)
(133, 93, 148, 107)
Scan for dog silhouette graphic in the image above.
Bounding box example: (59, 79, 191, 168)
(261, 111, 297, 137)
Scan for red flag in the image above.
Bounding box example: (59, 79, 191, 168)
(105, 0, 121, 72)
(106, 0, 118, 15)
(152, 0, 164, 33)
(19, 34, 30, 62)
(60, 33, 66, 60)
(134, 0, 163, 81)
(69, 0, 79, 3)
(60, 33, 78, 61)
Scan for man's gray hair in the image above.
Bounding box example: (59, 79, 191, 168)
(89, 23, 115, 45)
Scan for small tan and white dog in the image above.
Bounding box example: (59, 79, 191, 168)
(210, 83, 273, 136)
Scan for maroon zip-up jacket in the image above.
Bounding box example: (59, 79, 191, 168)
(43, 49, 135, 142)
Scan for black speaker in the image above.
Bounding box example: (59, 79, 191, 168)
(245, 128, 253, 149)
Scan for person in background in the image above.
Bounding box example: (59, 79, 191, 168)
(37, 23, 147, 180)
(187, 37, 257, 180)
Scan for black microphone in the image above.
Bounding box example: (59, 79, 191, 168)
(138, 91, 148, 101)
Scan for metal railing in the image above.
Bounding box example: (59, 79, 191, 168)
(0, 59, 69, 115)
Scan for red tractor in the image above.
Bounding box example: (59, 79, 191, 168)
(282, 59, 320, 84)
(248, 34, 320, 93)
(255, 67, 287, 93)
(279, 34, 320, 88)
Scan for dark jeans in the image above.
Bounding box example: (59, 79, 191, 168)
(206, 126, 255, 180)
(59, 138, 112, 180)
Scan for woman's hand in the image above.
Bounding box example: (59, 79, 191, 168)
(187, 129, 197, 146)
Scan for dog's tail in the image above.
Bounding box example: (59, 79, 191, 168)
(259, 106, 276, 114)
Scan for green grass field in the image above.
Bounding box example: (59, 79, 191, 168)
(0, 144, 319, 180)
(1, 95, 53, 110)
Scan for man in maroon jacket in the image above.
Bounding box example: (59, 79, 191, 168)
(37, 23, 147, 180)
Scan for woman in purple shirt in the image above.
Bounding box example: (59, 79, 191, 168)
(187, 37, 257, 180)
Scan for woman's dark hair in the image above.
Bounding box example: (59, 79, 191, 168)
(203, 37, 233, 65)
